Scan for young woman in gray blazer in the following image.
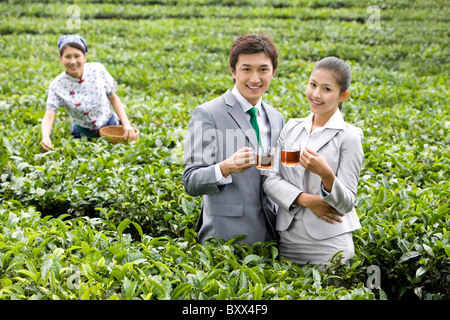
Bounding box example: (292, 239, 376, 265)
(264, 57, 364, 266)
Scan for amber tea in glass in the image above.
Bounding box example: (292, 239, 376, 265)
(255, 146, 274, 170)
(281, 143, 300, 167)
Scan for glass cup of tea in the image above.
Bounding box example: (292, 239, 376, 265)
(281, 143, 301, 167)
(254, 146, 275, 170)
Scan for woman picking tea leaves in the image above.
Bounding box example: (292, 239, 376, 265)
(40, 35, 136, 151)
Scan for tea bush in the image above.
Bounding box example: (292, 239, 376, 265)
(0, 0, 449, 300)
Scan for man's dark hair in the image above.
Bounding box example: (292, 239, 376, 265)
(229, 33, 278, 73)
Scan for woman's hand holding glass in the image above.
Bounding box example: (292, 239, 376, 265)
(299, 147, 335, 192)
(295, 147, 342, 224)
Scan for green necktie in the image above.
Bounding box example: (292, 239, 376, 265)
(247, 107, 261, 146)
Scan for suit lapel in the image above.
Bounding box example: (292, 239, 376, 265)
(224, 90, 259, 149)
(307, 110, 345, 152)
(308, 129, 340, 153)
(262, 102, 280, 147)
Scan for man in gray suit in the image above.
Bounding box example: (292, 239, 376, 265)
(183, 34, 284, 245)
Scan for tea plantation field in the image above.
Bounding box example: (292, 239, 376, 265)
(0, 0, 449, 302)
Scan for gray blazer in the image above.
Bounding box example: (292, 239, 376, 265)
(263, 110, 364, 240)
(183, 90, 284, 244)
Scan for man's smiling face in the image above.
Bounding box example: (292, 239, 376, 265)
(230, 51, 276, 106)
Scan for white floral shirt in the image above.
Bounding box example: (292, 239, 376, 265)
(46, 62, 117, 129)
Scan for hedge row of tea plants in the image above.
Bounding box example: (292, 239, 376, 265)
(0, 0, 449, 300)
(0, 201, 376, 300)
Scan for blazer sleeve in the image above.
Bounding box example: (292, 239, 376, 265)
(321, 126, 364, 213)
(182, 105, 222, 197)
(263, 120, 304, 212)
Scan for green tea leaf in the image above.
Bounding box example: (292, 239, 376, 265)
(445, 246, 450, 257)
(117, 219, 131, 236)
(399, 251, 421, 263)
(41, 258, 53, 278)
(253, 283, 263, 300)
(172, 282, 193, 300)
(123, 277, 138, 300)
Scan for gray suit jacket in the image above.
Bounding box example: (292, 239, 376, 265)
(263, 110, 364, 240)
(183, 90, 284, 244)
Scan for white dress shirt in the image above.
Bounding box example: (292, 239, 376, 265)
(230, 86, 271, 148)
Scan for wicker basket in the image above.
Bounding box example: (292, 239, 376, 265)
(99, 125, 139, 144)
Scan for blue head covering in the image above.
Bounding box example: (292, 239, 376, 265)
(57, 35, 88, 54)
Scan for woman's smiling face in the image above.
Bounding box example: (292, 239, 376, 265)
(306, 68, 349, 118)
(59, 45, 87, 79)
